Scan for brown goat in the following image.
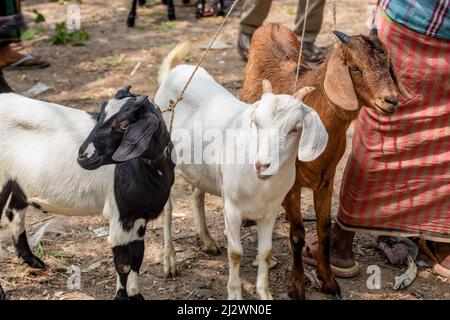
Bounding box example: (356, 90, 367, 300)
(241, 23, 411, 299)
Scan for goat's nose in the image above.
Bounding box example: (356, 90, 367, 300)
(384, 97, 398, 109)
(78, 150, 87, 159)
(255, 161, 270, 172)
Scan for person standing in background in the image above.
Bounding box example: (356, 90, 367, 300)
(237, 0, 326, 62)
(0, 0, 49, 70)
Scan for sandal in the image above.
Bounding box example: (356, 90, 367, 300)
(302, 232, 360, 278)
(3, 53, 50, 70)
(302, 42, 326, 63)
(418, 239, 450, 280)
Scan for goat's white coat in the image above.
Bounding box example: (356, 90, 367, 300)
(155, 64, 328, 300)
(0, 93, 115, 216)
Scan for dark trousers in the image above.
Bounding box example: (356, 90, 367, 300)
(0, 0, 22, 44)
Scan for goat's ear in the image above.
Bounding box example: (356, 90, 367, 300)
(262, 79, 273, 94)
(324, 50, 359, 111)
(389, 58, 413, 100)
(112, 114, 159, 162)
(298, 107, 328, 162)
(294, 86, 315, 101)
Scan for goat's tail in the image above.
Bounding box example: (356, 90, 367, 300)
(0, 71, 13, 93)
(158, 41, 191, 85)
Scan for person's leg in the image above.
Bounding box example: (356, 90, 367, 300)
(294, 0, 325, 43)
(239, 0, 272, 34)
(294, 0, 326, 62)
(303, 222, 359, 278)
(237, 0, 272, 61)
(330, 222, 356, 268)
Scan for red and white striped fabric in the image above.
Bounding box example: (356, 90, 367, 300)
(337, 12, 450, 242)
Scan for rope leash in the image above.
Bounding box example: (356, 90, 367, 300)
(291, 0, 310, 98)
(332, 0, 337, 34)
(163, 0, 241, 135)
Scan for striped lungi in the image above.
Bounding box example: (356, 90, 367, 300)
(336, 11, 450, 242)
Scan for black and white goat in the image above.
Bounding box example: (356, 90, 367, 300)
(0, 86, 174, 300)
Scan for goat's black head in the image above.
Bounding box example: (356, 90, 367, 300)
(77, 86, 170, 170)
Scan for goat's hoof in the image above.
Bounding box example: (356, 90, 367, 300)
(288, 285, 306, 300)
(202, 239, 221, 256)
(164, 265, 177, 278)
(195, 11, 202, 19)
(129, 293, 145, 300)
(163, 252, 177, 278)
(0, 288, 5, 300)
(168, 13, 176, 21)
(127, 18, 135, 28)
(227, 292, 243, 300)
(114, 289, 129, 300)
(24, 254, 46, 269)
(321, 280, 341, 299)
(257, 289, 273, 300)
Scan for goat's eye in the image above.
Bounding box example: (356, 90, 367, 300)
(118, 120, 129, 131)
(289, 126, 301, 134)
(349, 65, 360, 72)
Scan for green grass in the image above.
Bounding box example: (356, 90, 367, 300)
(149, 22, 176, 31)
(21, 28, 44, 41)
(49, 22, 90, 46)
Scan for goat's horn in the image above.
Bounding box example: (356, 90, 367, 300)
(294, 86, 316, 101)
(370, 27, 378, 36)
(333, 31, 349, 43)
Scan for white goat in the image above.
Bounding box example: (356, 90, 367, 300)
(155, 43, 328, 300)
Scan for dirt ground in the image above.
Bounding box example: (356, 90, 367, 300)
(0, 0, 448, 300)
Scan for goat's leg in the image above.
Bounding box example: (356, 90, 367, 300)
(224, 203, 243, 300)
(217, 0, 225, 16)
(7, 193, 45, 269)
(167, 0, 176, 20)
(163, 196, 177, 277)
(313, 185, 341, 298)
(255, 214, 276, 300)
(192, 187, 220, 255)
(109, 217, 147, 300)
(283, 184, 306, 300)
(183, 0, 190, 4)
(127, 0, 138, 27)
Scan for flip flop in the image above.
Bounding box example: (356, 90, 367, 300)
(418, 239, 450, 280)
(302, 232, 360, 278)
(3, 54, 50, 70)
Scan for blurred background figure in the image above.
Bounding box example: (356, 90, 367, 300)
(0, 0, 49, 70)
(237, 0, 326, 62)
